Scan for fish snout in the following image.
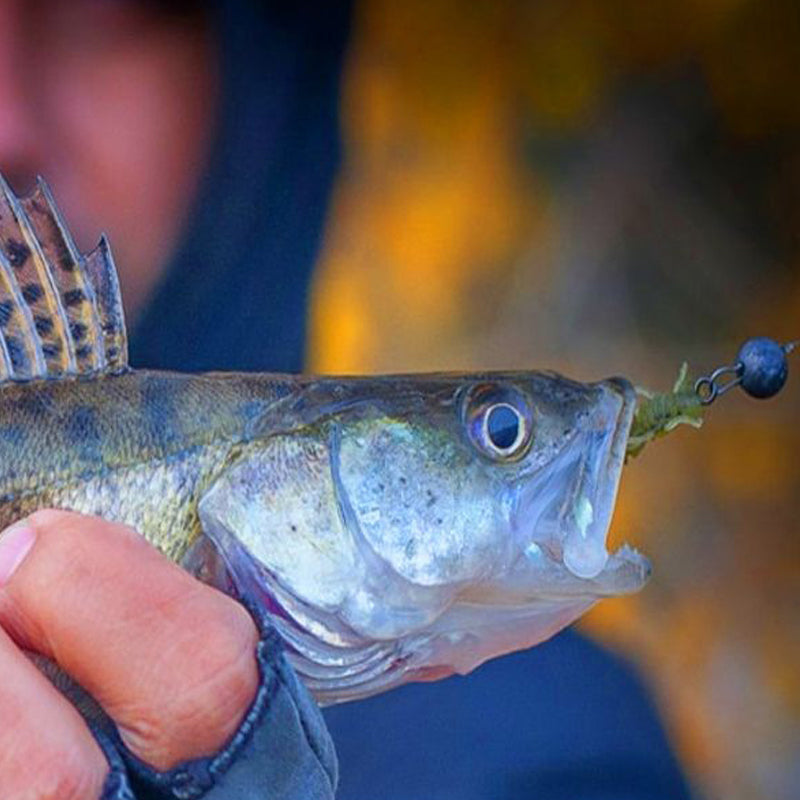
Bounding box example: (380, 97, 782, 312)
(511, 378, 636, 583)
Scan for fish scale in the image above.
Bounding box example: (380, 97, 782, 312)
(0, 371, 290, 559)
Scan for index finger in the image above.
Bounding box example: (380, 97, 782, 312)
(0, 510, 259, 772)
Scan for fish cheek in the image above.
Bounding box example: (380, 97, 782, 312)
(337, 422, 506, 587)
(199, 435, 362, 612)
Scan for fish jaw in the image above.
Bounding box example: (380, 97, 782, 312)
(399, 546, 651, 685)
(513, 375, 644, 584)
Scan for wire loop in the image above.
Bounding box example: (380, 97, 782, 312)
(694, 364, 743, 405)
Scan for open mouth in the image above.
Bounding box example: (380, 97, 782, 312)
(505, 377, 651, 599)
(558, 376, 637, 579)
(557, 377, 650, 593)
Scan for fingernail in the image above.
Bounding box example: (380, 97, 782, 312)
(0, 523, 35, 585)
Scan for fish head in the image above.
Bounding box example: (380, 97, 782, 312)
(197, 371, 650, 703)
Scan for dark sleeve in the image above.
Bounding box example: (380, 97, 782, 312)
(96, 628, 337, 800)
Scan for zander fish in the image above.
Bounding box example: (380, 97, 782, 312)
(0, 176, 650, 704)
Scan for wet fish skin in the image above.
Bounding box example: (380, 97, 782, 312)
(0, 367, 616, 563)
(0, 370, 288, 560)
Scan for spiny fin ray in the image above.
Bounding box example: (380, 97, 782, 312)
(84, 235, 127, 371)
(0, 174, 128, 382)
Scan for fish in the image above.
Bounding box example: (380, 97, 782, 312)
(0, 175, 650, 705)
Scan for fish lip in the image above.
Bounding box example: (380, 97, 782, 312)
(605, 376, 637, 483)
(564, 376, 650, 591)
(552, 375, 637, 579)
(598, 376, 638, 547)
(578, 376, 642, 578)
(539, 542, 651, 597)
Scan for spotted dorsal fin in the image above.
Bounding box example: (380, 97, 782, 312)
(0, 175, 128, 381)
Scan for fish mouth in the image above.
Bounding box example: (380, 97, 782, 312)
(560, 376, 638, 580)
(496, 376, 650, 600)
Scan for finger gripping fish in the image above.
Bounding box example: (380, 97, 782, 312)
(0, 176, 650, 704)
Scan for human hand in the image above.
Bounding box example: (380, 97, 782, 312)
(0, 510, 259, 799)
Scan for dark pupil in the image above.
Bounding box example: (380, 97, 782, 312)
(486, 405, 520, 450)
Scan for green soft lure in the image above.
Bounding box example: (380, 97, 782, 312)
(626, 363, 704, 461)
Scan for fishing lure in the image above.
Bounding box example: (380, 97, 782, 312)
(627, 337, 796, 460)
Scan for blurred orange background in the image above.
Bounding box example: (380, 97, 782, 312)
(309, 2, 800, 799)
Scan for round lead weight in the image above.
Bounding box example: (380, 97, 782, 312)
(736, 337, 788, 399)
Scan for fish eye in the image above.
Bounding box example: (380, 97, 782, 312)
(485, 403, 523, 451)
(463, 384, 533, 461)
